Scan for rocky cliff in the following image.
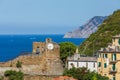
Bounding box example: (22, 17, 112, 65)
(64, 16, 107, 38)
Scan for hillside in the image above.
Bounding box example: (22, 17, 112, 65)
(64, 16, 107, 38)
(79, 10, 120, 55)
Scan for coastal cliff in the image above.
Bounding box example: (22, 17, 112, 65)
(64, 16, 107, 38)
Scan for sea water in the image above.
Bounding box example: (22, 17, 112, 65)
(0, 35, 85, 62)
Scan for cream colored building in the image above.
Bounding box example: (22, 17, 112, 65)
(97, 34, 120, 80)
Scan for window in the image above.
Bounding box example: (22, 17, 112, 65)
(103, 54, 107, 58)
(70, 63, 75, 67)
(113, 76, 116, 80)
(36, 46, 40, 54)
(99, 54, 101, 58)
(104, 74, 107, 76)
(98, 62, 101, 67)
(104, 63, 107, 68)
(93, 62, 95, 68)
(118, 39, 120, 45)
(105, 54, 107, 58)
(112, 64, 116, 71)
(112, 54, 116, 61)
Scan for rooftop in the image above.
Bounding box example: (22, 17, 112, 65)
(68, 57, 97, 62)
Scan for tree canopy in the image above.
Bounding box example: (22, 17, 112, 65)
(63, 67, 109, 80)
(59, 42, 77, 61)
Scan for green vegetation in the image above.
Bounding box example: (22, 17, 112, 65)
(4, 70, 24, 80)
(59, 42, 77, 64)
(16, 60, 22, 68)
(63, 67, 109, 80)
(0, 76, 3, 80)
(79, 10, 120, 55)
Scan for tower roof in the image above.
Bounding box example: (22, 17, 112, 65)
(75, 48, 79, 53)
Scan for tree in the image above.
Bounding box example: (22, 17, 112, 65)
(63, 67, 109, 80)
(4, 70, 24, 80)
(16, 60, 22, 68)
(59, 42, 77, 63)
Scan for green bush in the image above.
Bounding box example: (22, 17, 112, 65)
(4, 70, 24, 80)
(16, 61, 22, 68)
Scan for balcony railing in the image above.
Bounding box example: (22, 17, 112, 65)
(109, 59, 117, 64)
(109, 68, 117, 74)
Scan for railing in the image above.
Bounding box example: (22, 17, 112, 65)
(109, 68, 117, 74)
(109, 59, 117, 64)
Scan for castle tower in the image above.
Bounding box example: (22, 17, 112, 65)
(32, 38, 63, 75)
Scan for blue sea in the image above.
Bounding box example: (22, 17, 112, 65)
(0, 35, 85, 62)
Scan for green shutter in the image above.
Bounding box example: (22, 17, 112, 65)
(98, 62, 101, 67)
(112, 64, 116, 71)
(114, 54, 116, 60)
(112, 54, 116, 61)
(118, 39, 120, 45)
(113, 76, 116, 80)
(104, 63, 107, 68)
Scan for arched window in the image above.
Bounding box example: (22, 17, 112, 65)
(36, 46, 40, 54)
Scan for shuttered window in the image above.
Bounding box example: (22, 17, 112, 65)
(113, 76, 116, 80)
(104, 63, 107, 68)
(105, 54, 107, 58)
(119, 39, 120, 45)
(98, 62, 101, 67)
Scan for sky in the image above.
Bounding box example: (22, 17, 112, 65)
(0, 0, 120, 34)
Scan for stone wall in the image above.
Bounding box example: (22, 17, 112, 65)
(0, 54, 63, 76)
(0, 75, 55, 80)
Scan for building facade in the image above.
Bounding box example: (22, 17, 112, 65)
(97, 35, 120, 80)
(67, 49, 97, 72)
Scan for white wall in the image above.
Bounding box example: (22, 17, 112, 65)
(78, 62, 86, 67)
(87, 62, 97, 71)
(68, 61, 97, 72)
(68, 61, 78, 69)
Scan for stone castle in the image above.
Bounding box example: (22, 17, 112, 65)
(0, 38, 63, 76)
